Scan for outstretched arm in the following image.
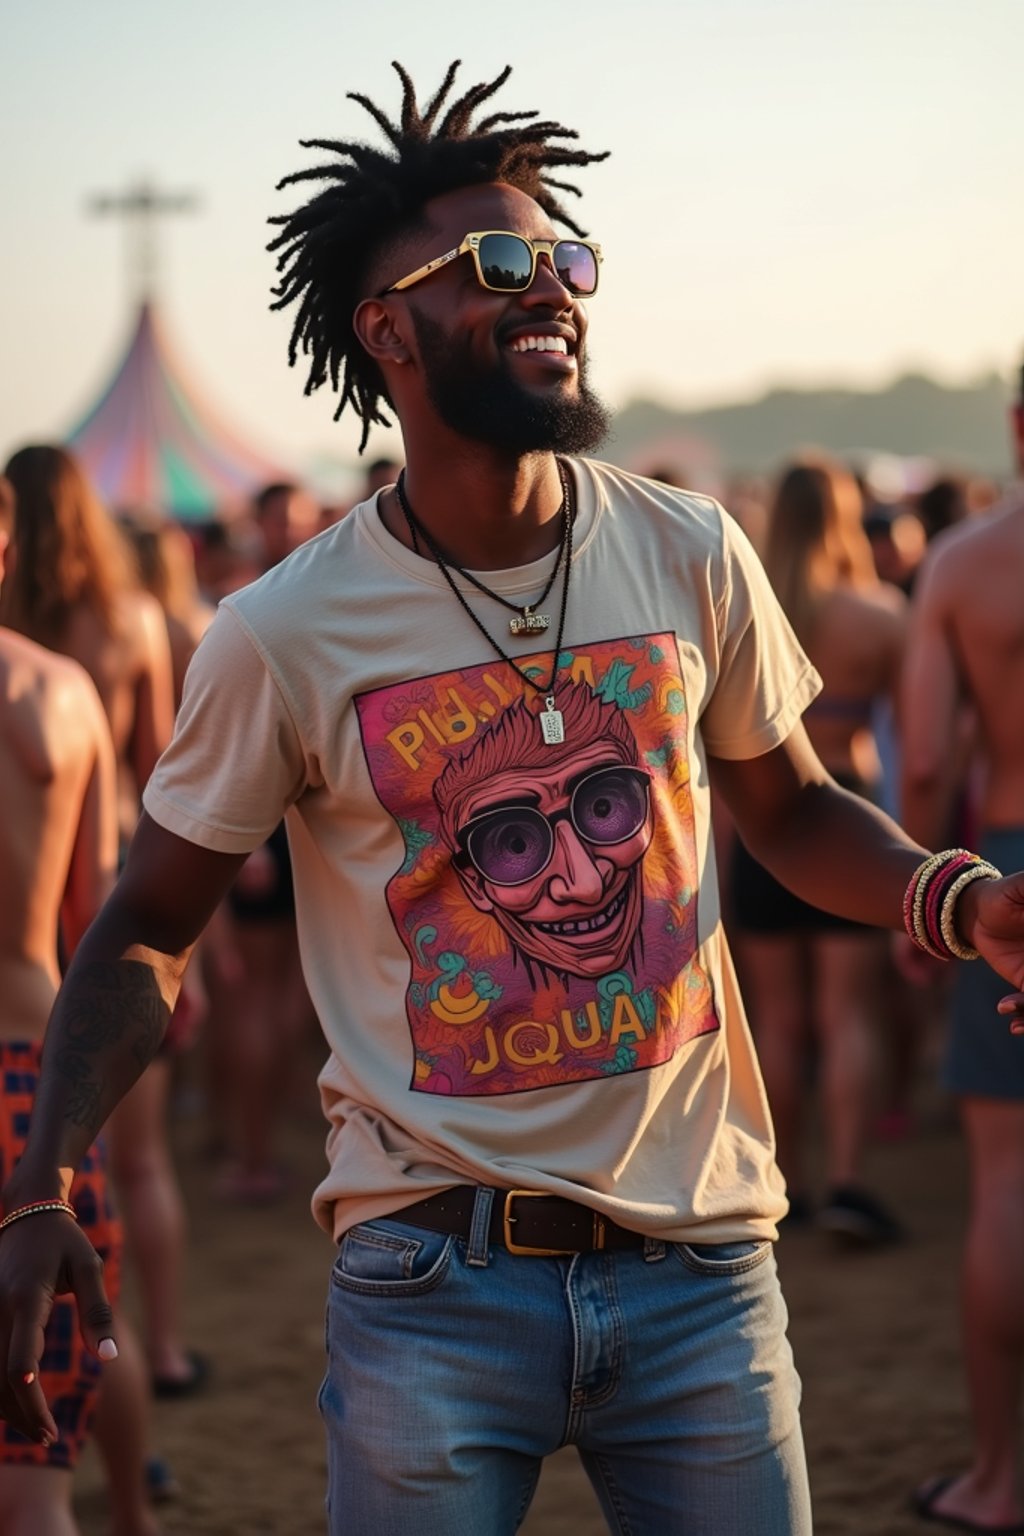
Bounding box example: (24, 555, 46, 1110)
(710, 720, 1024, 1022)
(709, 719, 926, 927)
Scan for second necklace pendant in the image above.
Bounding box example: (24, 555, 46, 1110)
(509, 607, 550, 636)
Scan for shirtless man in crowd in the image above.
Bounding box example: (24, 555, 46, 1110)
(0, 445, 197, 1398)
(0, 478, 157, 1536)
(902, 368, 1024, 1534)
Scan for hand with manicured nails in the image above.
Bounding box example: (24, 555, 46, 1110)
(0, 1210, 116, 1446)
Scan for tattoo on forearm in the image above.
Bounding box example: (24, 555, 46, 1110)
(49, 1056, 104, 1130)
(48, 961, 172, 1133)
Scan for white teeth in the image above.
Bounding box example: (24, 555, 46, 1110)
(511, 335, 570, 354)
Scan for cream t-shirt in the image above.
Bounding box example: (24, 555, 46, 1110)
(144, 459, 820, 1242)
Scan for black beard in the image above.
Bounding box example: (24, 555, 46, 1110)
(410, 309, 612, 456)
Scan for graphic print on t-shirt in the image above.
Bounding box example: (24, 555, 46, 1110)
(355, 633, 717, 1096)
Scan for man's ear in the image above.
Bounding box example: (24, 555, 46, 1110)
(353, 297, 413, 369)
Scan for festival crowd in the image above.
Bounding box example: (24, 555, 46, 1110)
(0, 59, 1021, 1536)
(0, 424, 1021, 1534)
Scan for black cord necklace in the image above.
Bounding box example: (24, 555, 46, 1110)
(393, 462, 574, 746)
(396, 460, 570, 636)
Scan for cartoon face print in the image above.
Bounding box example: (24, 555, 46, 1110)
(449, 740, 653, 978)
(358, 644, 719, 1098)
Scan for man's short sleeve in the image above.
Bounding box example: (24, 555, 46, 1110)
(700, 511, 821, 760)
(142, 602, 309, 853)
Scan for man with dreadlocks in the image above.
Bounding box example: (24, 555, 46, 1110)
(3, 61, 1024, 1536)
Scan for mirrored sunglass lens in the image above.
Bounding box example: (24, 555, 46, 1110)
(553, 242, 597, 295)
(478, 234, 533, 291)
(467, 809, 552, 885)
(573, 769, 649, 844)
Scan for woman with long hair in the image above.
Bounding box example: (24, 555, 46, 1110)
(729, 454, 908, 1243)
(0, 448, 174, 847)
(1, 446, 200, 1403)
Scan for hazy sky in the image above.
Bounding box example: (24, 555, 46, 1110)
(2, 0, 1019, 474)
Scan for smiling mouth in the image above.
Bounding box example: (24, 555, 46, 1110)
(532, 885, 627, 938)
(508, 335, 571, 355)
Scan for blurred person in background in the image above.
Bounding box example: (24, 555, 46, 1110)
(361, 455, 403, 499)
(317, 500, 350, 531)
(862, 501, 928, 595)
(252, 480, 321, 568)
(120, 511, 215, 709)
(0, 447, 200, 1402)
(966, 475, 1002, 519)
(0, 478, 159, 1536)
(318, 457, 406, 531)
(878, 470, 987, 1143)
(916, 474, 970, 545)
(723, 472, 769, 554)
(191, 519, 260, 606)
(729, 454, 908, 1243)
(203, 479, 319, 1202)
(901, 368, 1024, 1536)
(642, 463, 688, 489)
(119, 507, 217, 1194)
(0, 450, 174, 855)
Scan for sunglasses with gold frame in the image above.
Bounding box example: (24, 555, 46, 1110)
(380, 230, 603, 298)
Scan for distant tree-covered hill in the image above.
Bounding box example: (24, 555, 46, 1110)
(605, 371, 1013, 479)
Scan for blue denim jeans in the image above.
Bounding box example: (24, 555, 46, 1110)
(318, 1195, 811, 1535)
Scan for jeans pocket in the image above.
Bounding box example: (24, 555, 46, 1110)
(673, 1238, 774, 1277)
(331, 1218, 455, 1297)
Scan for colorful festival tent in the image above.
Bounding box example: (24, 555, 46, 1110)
(67, 300, 286, 522)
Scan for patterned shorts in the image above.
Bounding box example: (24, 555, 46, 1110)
(0, 1041, 123, 1470)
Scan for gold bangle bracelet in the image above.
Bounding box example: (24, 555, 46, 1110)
(939, 862, 1002, 961)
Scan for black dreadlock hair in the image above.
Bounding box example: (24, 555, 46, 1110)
(267, 61, 608, 452)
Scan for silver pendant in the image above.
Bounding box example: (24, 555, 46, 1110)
(539, 695, 565, 745)
(509, 607, 550, 636)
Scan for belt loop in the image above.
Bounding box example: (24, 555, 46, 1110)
(643, 1236, 667, 1263)
(466, 1186, 494, 1267)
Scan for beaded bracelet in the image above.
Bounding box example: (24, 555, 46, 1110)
(903, 849, 1001, 960)
(911, 849, 975, 957)
(0, 1199, 77, 1233)
(924, 854, 980, 955)
(905, 850, 974, 959)
(940, 862, 1001, 960)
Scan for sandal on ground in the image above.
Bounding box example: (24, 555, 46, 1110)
(913, 1474, 1024, 1534)
(152, 1349, 211, 1400)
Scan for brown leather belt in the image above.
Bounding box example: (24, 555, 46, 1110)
(393, 1186, 645, 1256)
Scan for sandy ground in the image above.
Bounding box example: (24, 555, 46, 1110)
(73, 1041, 974, 1536)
